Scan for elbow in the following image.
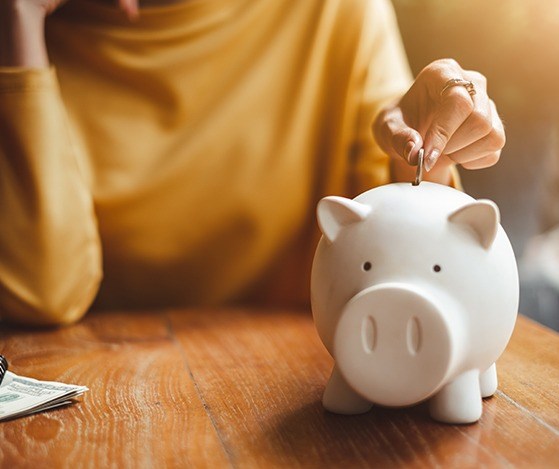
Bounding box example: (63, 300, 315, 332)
(37, 271, 102, 326)
(0, 267, 102, 327)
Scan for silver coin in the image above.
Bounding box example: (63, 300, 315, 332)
(412, 148, 424, 186)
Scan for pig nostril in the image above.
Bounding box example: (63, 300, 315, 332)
(361, 315, 377, 353)
(406, 317, 421, 355)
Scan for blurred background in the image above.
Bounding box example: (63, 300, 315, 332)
(392, 0, 559, 330)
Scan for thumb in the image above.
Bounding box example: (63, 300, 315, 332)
(375, 106, 423, 165)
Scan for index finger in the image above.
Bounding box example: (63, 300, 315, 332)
(423, 82, 475, 171)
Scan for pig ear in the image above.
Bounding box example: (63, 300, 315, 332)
(448, 200, 500, 250)
(317, 196, 371, 243)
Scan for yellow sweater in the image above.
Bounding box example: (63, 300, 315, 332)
(0, 0, 412, 325)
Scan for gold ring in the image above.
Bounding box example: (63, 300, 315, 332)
(440, 78, 476, 97)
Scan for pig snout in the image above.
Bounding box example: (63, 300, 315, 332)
(333, 283, 457, 407)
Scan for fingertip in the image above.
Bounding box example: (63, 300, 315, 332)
(127, 6, 140, 22)
(118, 0, 140, 21)
(424, 149, 440, 172)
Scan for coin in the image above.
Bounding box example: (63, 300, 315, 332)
(412, 148, 424, 186)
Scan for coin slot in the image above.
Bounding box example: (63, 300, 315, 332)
(362, 316, 377, 353)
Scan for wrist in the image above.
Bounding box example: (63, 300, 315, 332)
(0, 1, 49, 68)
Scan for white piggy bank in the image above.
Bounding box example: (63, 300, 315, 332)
(311, 182, 519, 424)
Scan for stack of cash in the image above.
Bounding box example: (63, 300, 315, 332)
(0, 371, 88, 422)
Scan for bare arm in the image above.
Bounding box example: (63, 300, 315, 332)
(0, 0, 52, 67)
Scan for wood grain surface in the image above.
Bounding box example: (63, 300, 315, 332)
(1, 310, 558, 468)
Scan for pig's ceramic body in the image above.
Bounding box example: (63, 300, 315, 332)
(311, 182, 519, 424)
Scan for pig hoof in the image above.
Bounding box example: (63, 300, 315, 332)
(322, 366, 373, 415)
(429, 399, 482, 424)
(480, 363, 498, 398)
(429, 370, 482, 424)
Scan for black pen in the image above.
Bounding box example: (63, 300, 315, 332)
(0, 355, 8, 386)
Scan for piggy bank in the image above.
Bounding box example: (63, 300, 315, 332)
(311, 182, 519, 424)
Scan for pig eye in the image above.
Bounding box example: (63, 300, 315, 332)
(433, 264, 442, 273)
(362, 261, 372, 272)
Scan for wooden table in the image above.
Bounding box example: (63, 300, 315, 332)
(1, 309, 558, 468)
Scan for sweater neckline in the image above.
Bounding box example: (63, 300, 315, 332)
(56, 0, 251, 33)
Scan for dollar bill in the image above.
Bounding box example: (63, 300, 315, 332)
(0, 371, 88, 422)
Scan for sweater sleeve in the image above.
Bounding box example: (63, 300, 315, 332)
(348, 0, 414, 195)
(0, 67, 102, 326)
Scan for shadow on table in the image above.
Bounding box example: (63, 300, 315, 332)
(264, 398, 489, 467)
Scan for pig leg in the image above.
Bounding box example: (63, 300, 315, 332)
(323, 365, 372, 414)
(479, 363, 498, 398)
(429, 370, 482, 424)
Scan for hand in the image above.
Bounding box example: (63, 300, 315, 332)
(0, 0, 71, 25)
(373, 59, 506, 183)
(0, 0, 138, 18)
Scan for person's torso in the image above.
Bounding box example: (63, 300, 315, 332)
(46, 0, 372, 308)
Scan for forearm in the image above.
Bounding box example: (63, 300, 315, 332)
(0, 0, 49, 68)
(0, 68, 102, 325)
